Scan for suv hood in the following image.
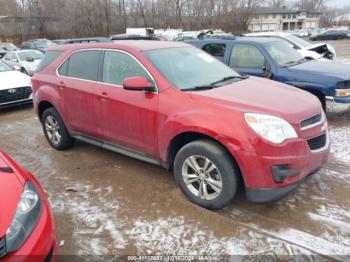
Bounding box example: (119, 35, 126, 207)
(288, 60, 350, 80)
(0, 153, 24, 237)
(190, 76, 321, 125)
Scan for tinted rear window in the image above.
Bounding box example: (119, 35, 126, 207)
(62, 50, 101, 81)
(36, 51, 62, 72)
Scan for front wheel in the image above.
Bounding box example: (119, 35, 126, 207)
(174, 140, 239, 210)
(41, 107, 74, 150)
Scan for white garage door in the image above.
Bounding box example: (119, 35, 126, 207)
(269, 23, 277, 31)
(262, 24, 269, 31)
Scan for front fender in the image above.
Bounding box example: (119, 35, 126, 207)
(284, 81, 333, 96)
(158, 109, 251, 168)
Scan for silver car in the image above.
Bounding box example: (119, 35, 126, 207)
(2, 50, 44, 76)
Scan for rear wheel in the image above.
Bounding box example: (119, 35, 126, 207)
(174, 140, 238, 210)
(41, 107, 74, 150)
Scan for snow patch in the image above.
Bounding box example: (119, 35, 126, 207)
(330, 127, 350, 165)
(126, 217, 311, 256)
(49, 183, 126, 255)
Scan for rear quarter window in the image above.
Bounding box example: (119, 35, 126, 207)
(59, 50, 102, 81)
(36, 51, 62, 73)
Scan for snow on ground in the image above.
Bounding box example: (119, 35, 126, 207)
(126, 217, 312, 256)
(329, 127, 350, 165)
(49, 182, 126, 255)
(337, 57, 350, 64)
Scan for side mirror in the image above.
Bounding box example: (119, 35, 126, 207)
(262, 63, 272, 79)
(123, 77, 155, 92)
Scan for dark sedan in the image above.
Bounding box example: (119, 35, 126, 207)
(310, 30, 350, 41)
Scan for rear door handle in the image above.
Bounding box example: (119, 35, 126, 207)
(101, 91, 109, 97)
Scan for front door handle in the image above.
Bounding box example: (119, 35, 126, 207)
(101, 91, 108, 97)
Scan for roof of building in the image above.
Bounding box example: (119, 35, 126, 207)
(253, 7, 321, 14)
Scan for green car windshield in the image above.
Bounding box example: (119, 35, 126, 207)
(143, 47, 241, 90)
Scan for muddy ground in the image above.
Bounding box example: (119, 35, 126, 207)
(1, 40, 350, 261)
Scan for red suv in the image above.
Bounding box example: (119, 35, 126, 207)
(32, 41, 330, 210)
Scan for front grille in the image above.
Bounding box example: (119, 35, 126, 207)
(307, 133, 327, 151)
(0, 237, 7, 258)
(300, 113, 322, 129)
(0, 86, 32, 104)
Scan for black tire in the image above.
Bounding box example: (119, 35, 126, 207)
(174, 139, 238, 210)
(41, 107, 74, 150)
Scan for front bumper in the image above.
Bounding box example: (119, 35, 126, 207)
(246, 168, 321, 203)
(226, 121, 330, 203)
(0, 99, 33, 109)
(326, 96, 350, 114)
(2, 186, 56, 261)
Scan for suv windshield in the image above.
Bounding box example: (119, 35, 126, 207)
(18, 50, 44, 61)
(264, 40, 305, 67)
(143, 47, 242, 90)
(284, 34, 311, 48)
(0, 60, 13, 72)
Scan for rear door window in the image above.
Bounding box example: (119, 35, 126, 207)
(62, 50, 102, 81)
(202, 44, 226, 61)
(229, 44, 265, 68)
(102, 51, 151, 86)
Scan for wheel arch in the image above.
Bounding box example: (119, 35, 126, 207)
(165, 131, 244, 186)
(38, 100, 55, 121)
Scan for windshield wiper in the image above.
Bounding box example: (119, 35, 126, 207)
(183, 75, 248, 92)
(283, 58, 309, 67)
(183, 85, 216, 91)
(209, 75, 248, 87)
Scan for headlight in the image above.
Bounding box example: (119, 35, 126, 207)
(6, 181, 41, 252)
(336, 81, 350, 97)
(244, 113, 298, 144)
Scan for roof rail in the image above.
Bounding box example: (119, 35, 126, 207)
(62, 37, 112, 45)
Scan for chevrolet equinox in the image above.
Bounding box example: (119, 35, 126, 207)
(32, 41, 330, 210)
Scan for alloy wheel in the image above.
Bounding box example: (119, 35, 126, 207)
(182, 155, 223, 201)
(45, 116, 61, 145)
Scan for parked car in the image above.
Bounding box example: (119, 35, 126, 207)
(32, 41, 329, 209)
(52, 39, 69, 45)
(190, 37, 350, 113)
(20, 39, 55, 53)
(3, 50, 44, 75)
(0, 60, 32, 109)
(292, 29, 310, 37)
(0, 150, 56, 260)
(310, 30, 350, 41)
(0, 43, 17, 58)
(245, 32, 336, 60)
(110, 34, 160, 41)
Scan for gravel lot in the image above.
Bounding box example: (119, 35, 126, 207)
(1, 40, 350, 260)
